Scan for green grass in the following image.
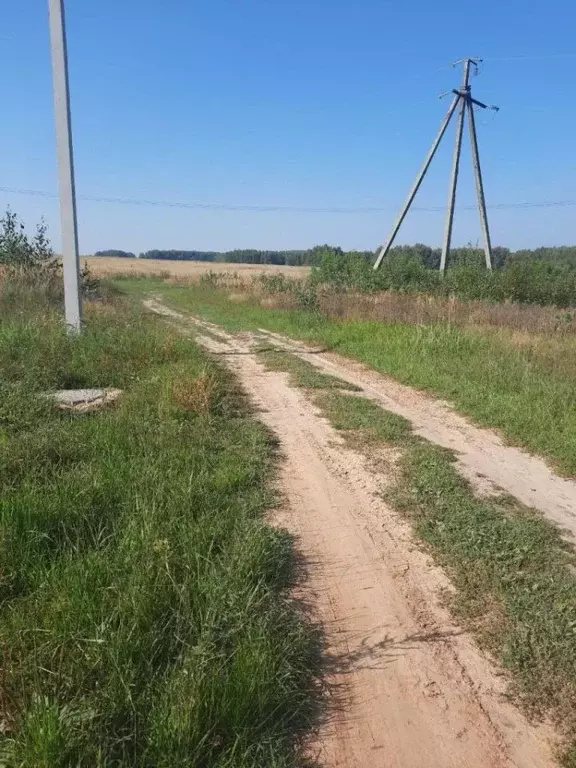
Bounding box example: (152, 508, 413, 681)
(116, 278, 576, 476)
(257, 348, 359, 391)
(0, 296, 318, 766)
(314, 391, 576, 765)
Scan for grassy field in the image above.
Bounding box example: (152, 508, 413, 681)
(117, 277, 576, 478)
(0, 285, 317, 766)
(86, 257, 310, 281)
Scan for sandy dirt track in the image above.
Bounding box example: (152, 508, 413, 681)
(254, 327, 576, 540)
(145, 298, 560, 768)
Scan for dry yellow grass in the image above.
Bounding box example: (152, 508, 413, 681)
(171, 372, 217, 414)
(313, 291, 576, 335)
(85, 256, 310, 281)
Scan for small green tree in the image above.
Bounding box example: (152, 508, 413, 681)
(0, 208, 54, 268)
(0, 208, 100, 309)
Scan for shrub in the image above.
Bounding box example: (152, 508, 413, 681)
(0, 208, 54, 268)
(0, 209, 101, 313)
(312, 245, 576, 309)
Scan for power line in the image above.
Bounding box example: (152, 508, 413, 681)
(1, 185, 576, 215)
(482, 52, 576, 62)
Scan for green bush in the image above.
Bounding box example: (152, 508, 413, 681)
(259, 273, 319, 311)
(0, 209, 101, 313)
(0, 208, 54, 268)
(313, 247, 576, 308)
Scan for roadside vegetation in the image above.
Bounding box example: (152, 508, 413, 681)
(0, 214, 318, 766)
(316, 390, 576, 767)
(313, 246, 576, 307)
(230, 345, 576, 765)
(117, 275, 576, 477)
(258, 348, 359, 391)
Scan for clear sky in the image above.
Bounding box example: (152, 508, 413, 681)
(1, 0, 575, 254)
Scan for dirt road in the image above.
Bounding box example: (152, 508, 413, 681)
(252, 327, 576, 539)
(146, 299, 559, 768)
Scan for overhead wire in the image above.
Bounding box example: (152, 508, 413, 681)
(1, 56, 570, 215)
(0, 185, 575, 215)
(481, 52, 576, 62)
(2, 55, 575, 218)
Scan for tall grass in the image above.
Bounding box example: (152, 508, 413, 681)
(0, 289, 317, 766)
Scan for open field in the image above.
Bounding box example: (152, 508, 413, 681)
(86, 256, 311, 280)
(0, 280, 317, 766)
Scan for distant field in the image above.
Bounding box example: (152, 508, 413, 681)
(86, 256, 311, 280)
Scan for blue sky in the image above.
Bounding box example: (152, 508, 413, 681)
(1, 0, 575, 254)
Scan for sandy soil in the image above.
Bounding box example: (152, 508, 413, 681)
(86, 256, 310, 280)
(144, 298, 562, 768)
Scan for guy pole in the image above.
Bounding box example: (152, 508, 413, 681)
(467, 97, 493, 269)
(440, 59, 471, 273)
(373, 94, 461, 271)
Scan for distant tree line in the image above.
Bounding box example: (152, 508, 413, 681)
(136, 246, 333, 266)
(93, 244, 576, 271)
(94, 249, 137, 259)
(374, 244, 576, 271)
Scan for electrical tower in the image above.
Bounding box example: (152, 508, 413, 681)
(373, 58, 498, 273)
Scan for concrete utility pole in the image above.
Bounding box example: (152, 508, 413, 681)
(48, 0, 82, 331)
(374, 58, 497, 274)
